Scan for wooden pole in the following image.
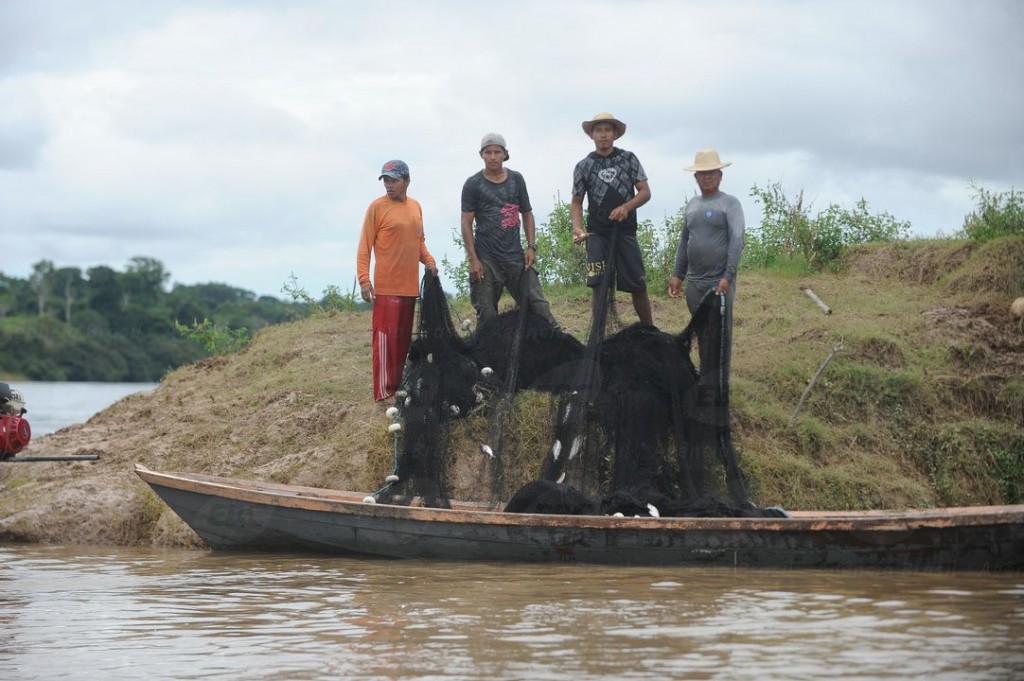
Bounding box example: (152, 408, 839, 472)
(790, 343, 844, 426)
(801, 287, 832, 315)
(2, 454, 100, 463)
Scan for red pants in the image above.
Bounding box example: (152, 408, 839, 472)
(372, 295, 416, 401)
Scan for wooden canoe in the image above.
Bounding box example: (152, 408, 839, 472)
(135, 465, 1024, 570)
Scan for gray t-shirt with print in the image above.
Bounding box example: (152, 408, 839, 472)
(461, 169, 533, 262)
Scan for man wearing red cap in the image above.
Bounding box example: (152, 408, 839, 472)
(356, 160, 437, 401)
(571, 112, 653, 326)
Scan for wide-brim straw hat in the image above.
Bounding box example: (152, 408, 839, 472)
(685, 148, 732, 172)
(582, 112, 626, 139)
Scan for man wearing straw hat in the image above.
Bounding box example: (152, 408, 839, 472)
(668, 148, 745, 394)
(571, 112, 653, 326)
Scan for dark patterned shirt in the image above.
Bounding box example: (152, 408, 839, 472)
(461, 169, 533, 262)
(572, 148, 647, 235)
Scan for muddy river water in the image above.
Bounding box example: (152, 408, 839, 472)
(2, 545, 1022, 680)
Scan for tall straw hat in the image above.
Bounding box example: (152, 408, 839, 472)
(581, 112, 626, 139)
(685, 148, 732, 172)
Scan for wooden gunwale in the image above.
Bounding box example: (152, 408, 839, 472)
(134, 464, 1024, 533)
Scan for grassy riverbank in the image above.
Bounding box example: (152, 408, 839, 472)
(1, 238, 1022, 547)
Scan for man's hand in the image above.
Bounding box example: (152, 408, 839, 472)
(609, 204, 631, 222)
(523, 248, 536, 270)
(468, 257, 484, 283)
(714, 277, 730, 295)
(667, 276, 683, 299)
(360, 282, 375, 303)
(426, 264, 439, 278)
(572, 227, 589, 244)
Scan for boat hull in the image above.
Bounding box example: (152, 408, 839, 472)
(135, 465, 1024, 570)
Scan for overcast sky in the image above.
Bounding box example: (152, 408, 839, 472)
(2, 0, 1022, 300)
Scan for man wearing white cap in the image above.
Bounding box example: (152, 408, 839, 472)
(461, 133, 558, 329)
(571, 112, 653, 326)
(668, 148, 745, 393)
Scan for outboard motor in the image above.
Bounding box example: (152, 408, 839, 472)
(1, 382, 31, 458)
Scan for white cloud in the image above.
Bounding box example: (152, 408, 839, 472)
(0, 81, 51, 169)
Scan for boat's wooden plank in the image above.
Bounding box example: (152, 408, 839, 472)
(134, 465, 1024, 530)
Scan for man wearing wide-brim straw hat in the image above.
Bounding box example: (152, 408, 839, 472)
(580, 112, 626, 139)
(668, 148, 745, 398)
(571, 112, 653, 326)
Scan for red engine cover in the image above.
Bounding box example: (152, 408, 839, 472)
(0, 414, 31, 456)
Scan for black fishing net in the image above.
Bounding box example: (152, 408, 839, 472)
(373, 247, 780, 518)
(374, 274, 479, 508)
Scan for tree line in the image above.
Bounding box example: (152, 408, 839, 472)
(0, 256, 306, 382)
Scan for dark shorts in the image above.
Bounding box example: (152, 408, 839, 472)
(586, 232, 647, 292)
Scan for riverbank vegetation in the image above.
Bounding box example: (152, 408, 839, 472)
(0, 258, 321, 381)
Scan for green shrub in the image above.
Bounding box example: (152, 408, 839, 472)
(637, 209, 684, 295)
(747, 182, 910, 271)
(961, 182, 1024, 240)
(174, 318, 250, 355)
(534, 197, 588, 288)
(280, 274, 361, 317)
(993, 445, 1024, 504)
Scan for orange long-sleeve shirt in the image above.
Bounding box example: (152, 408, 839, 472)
(356, 195, 436, 297)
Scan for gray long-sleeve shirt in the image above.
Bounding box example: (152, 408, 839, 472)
(672, 190, 745, 288)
